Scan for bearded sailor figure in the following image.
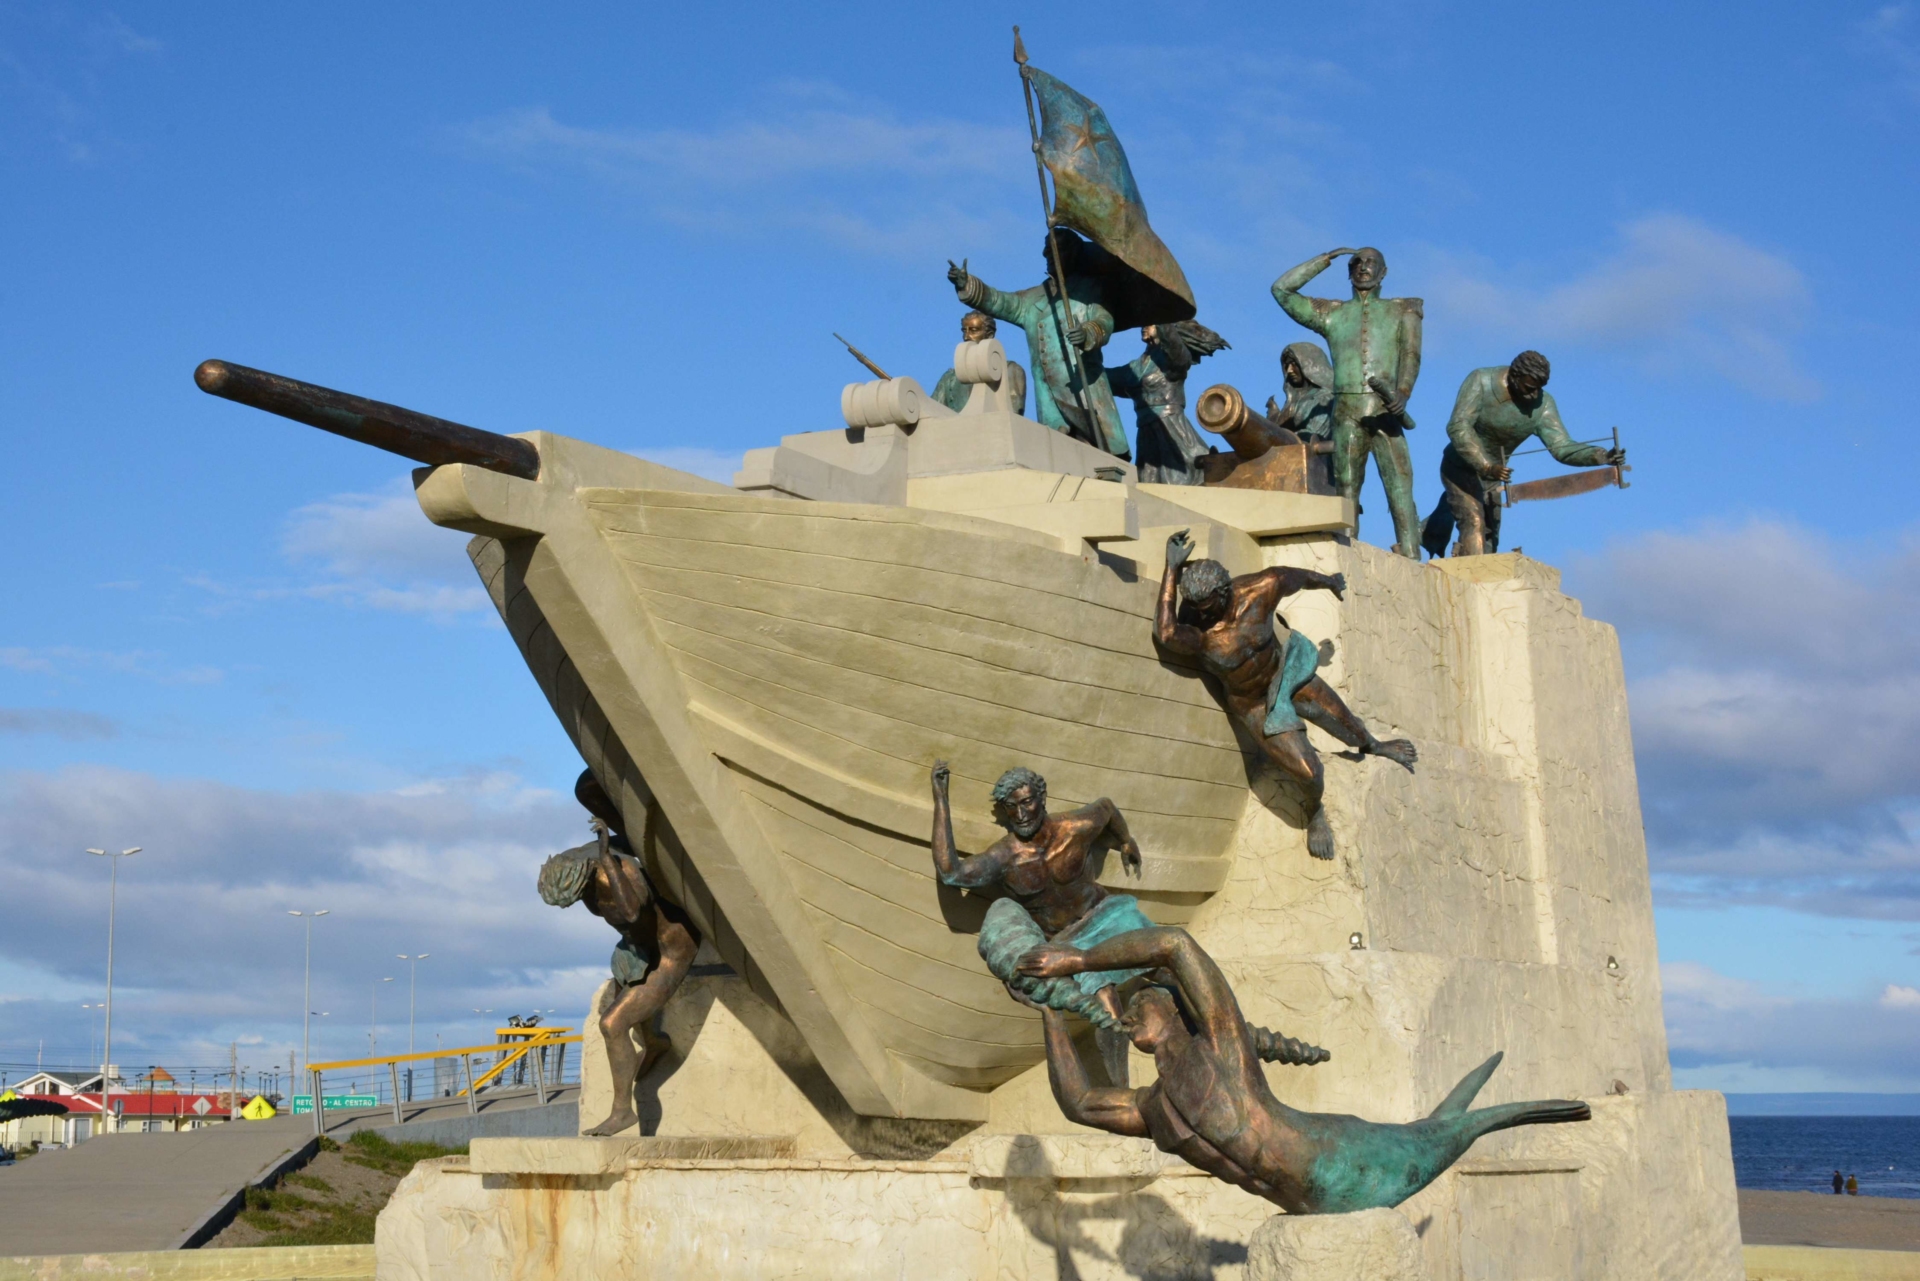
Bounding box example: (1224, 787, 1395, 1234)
(929, 763, 1150, 1032)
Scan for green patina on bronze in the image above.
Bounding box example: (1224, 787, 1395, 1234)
(1272, 249, 1426, 558)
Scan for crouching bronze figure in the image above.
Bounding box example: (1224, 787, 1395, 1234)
(538, 770, 700, 1137)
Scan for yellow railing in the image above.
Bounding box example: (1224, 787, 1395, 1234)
(305, 1027, 580, 1134)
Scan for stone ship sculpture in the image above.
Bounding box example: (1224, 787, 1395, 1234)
(189, 31, 1734, 1281)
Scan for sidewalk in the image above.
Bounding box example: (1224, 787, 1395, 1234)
(0, 1085, 574, 1257)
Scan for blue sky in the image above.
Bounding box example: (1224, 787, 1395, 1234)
(3, 2, 1918, 1090)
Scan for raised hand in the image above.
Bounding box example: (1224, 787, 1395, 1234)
(946, 259, 971, 292)
(931, 761, 951, 796)
(1603, 447, 1626, 467)
(1165, 528, 1194, 569)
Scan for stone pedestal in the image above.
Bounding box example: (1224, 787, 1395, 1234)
(1247, 1208, 1429, 1280)
(376, 541, 1745, 1279)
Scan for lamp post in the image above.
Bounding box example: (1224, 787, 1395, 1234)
(81, 1003, 105, 1075)
(86, 846, 140, 1132)
(395, 954, 429, 1054)
(288, 910, 330, 1076)
(369, 977, 393, 1056)
(396, 953, 429, 1102)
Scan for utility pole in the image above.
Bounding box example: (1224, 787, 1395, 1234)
(288, 910, 330, 1079)
(230, 1042, 239, 1120)
(86, 846, 141, 1132)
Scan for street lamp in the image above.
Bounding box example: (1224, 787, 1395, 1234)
(369, 977, 393, 1055)
(81, 1003, 105, 1073)
(86, 846, 140, 1131)
(395, 954, 430, 1054)
(396, 953, 430, 1103)
(288, 910, 330, 1076)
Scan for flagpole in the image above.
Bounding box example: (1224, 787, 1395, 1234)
(1013, 26, 1097, 439)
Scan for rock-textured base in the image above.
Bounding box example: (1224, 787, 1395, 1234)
(1248, 1208, 1429, 1280)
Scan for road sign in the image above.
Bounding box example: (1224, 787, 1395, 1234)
(288, 1094, 378, 1114)
(241, 1095, 276, 1120)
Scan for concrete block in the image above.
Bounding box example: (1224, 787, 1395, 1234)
(1247, 1208, 1430, 1280)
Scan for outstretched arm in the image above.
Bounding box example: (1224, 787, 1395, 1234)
(1250, 565, 1347, 605)
(1154, 530, 1206, 657)
(930, 763, 1009, 890)
(947, 262, 1025, 328)
(1040, 1007, 1148, 1136)
(1535, 395, 1616, 467)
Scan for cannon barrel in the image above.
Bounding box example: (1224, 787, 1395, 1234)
(194, 359, 540, 480)
(1195, 383, 1292, 461)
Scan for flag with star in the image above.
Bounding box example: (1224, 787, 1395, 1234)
(1025, 65, 1195, 329)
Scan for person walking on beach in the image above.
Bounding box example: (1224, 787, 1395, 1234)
(1847, 1174, 1859, 1195)
(1833, 1170, 1845, 1194)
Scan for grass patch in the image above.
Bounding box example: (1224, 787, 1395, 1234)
(224, 1131, 467, 1248)
(339, 1130, 467, 1177)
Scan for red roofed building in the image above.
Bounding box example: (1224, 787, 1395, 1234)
(1, 1080, 241, 1149)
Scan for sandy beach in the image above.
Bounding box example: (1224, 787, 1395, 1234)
(1742, 1190, 1920, 1251)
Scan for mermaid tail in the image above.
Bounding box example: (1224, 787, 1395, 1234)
(1299, 1053, 1591, 1214)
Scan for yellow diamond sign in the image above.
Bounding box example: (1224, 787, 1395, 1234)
(241, 1095, 276, 1120)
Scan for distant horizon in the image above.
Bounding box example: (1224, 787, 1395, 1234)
(1725, 1094, 1920, 1117)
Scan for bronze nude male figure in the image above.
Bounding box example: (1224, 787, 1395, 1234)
(1155, 530, 1415, 860)
(1016, 926, 1590, 1214)
(931, 763, 1149, 1031)
(538, 770, 700, 1137)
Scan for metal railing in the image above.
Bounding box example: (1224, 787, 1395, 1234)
(304, 1027, 579, 1135)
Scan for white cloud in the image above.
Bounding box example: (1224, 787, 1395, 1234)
(0, 765, 607, 1069)
(1426, 215, 1815, 401)
(282, 484, 470, 583)
(1857, 5, 1920, 103)
(1664, 962, 1920, 1089)
(0, 708, 115, 739)
(456, 90, 1030, 260)
(0, 646, 221, 685)
(184, 481, 491, 619)
(1569, 518, 1920, 918)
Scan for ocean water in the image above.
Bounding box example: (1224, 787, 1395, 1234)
(1730, 1116, 1920, 1198)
